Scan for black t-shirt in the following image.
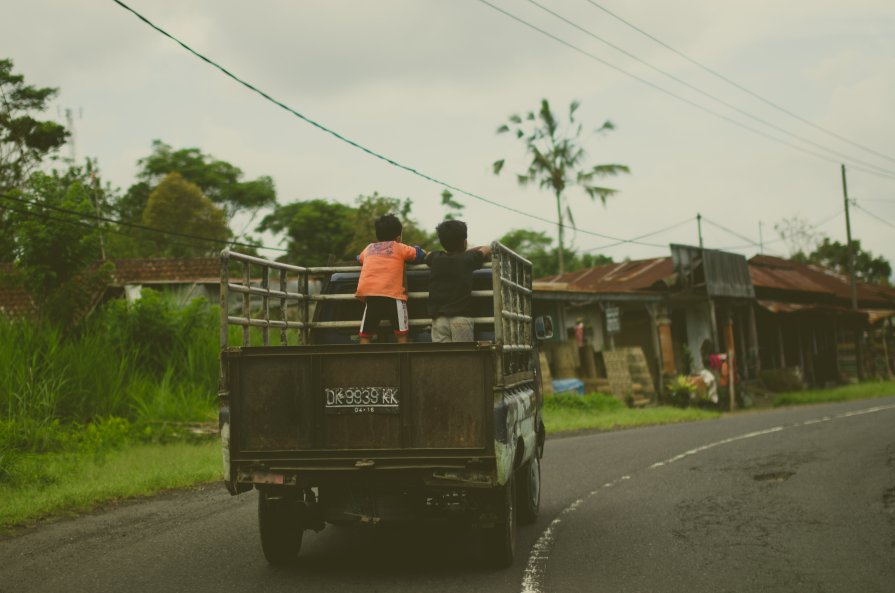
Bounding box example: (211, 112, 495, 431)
(425, 250, 486, 318)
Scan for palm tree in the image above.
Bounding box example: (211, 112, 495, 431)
(493, 99, 629, 274)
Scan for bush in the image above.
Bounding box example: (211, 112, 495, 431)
(0, 291, 219, 455)
(666, 375, 696, 408)
(544, 392, 623, 413)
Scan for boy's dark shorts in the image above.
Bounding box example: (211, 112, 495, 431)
(360, 296, 409, 337)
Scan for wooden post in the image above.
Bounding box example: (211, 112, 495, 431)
(748, 303, 761, 376)
(777, 321, 786, 368)
(726, 314, 736, 411)
(708, 298, 720, 350)
(646, 303, 665, 402)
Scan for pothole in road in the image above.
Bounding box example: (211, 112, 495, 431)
(753, 471, 795, 483)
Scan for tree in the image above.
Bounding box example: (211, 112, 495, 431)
(0, 58, 69, 260)
(141, 172, 230, 258)
(117, 140, 276, 225)
(493, 99, 629, 274)
(258, 199, 357, 265)
(6, 166, 111, 328)
(499, 228, 613, 278)
(346, 192, 432, 255)
(440, 189, 464, 221)
(258, 193, 433, 265)
(774, 216, 819, 258)
(807, 238, 891, 285)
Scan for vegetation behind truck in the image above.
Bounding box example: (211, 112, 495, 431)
(218, 242, 552, 567)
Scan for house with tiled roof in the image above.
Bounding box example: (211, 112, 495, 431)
(0, 257, 223, 321)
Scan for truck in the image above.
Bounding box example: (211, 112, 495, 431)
(217, 242, 552, 567)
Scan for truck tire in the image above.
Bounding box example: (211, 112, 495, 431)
(516, 455, 540, 525)
(483, 474, 516, 568)
(258, 491, 303, 566)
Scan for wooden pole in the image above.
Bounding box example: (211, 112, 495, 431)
(726, 314, 736, 411)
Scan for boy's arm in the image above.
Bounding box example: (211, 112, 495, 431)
(470, 245, 492, 261)
(402, 243, 427, 264)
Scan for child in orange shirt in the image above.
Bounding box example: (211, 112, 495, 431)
(356, 214, 425, 344)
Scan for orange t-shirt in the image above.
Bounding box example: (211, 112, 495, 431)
(355, 241, 422, 301)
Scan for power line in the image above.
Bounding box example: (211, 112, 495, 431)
(111, 0, 666, 248)
(476, 0, 895, 182)
(581, 0, 895, 166)
(524, 0, 895, 178)
(700, 216, 760, 246)
(583, 215, 694, 251)
(852, 202, 895, 231)
(0, 192, 284, 252)
(716, 209, 842, 250)
(1, 201, 232, 255)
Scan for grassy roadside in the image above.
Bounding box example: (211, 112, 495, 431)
(543, 393, 720, 434)
(772, 380, 895, 407)
(0, 439, 221, 531)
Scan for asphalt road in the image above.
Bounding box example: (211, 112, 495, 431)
(2, 397, 894, 593)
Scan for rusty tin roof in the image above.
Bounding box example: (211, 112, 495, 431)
(534, 257, 673, 294)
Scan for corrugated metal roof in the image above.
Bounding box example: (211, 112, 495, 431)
(749, 255, 895, 307)
(534, 257, 673, 294)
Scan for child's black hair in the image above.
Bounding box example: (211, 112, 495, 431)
(436, 219, 467, 252)
(375, 214, 403, 241)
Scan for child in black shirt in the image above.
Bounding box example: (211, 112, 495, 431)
(425, 220, 491, 342)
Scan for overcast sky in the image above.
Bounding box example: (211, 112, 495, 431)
(3, 0, 894, 269)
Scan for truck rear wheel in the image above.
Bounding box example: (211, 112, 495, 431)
(517, 455, 540, 525)
(482, 475, 516, 568)
(258, 491, 303, 566)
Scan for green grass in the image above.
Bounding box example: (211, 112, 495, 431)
(0, 440, 222, 530)
(772, 380, 895, 407)
(543, 393, 720, 434)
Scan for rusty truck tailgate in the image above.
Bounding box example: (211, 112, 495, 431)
(226, 343, 494, 458)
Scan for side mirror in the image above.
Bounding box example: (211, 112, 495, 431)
(534, 316, 554, 341)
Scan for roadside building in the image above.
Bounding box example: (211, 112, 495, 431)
(533, 247, 895, 399)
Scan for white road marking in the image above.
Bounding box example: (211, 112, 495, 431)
(519, 402, 895, 593)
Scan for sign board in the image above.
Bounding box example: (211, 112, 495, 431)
(671, 244, 755, 298)
(605, 306, 621, 334)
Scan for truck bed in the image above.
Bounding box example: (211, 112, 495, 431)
(225, 342, 496, 469)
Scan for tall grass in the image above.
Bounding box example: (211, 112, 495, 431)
(0, 290, 219, 456)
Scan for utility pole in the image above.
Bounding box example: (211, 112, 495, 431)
(841, 164, 864, 380)
(697, 213, 704, 249)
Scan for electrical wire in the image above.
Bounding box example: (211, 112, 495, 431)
(581, 0, 895, 166)
(0, 192, 284, 252)
(476, 0, 895, 182)
(716, 209, 842, 251)
(582, 215, 694, 251)
(700, 216, 760, 246)
(0, 201, 233, 254)
(852, 202, 895, 231)
(111, 0, 666, 248)
(525, 0, 895, 178)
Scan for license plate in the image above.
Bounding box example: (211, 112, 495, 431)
(324, 386, 400, 415)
